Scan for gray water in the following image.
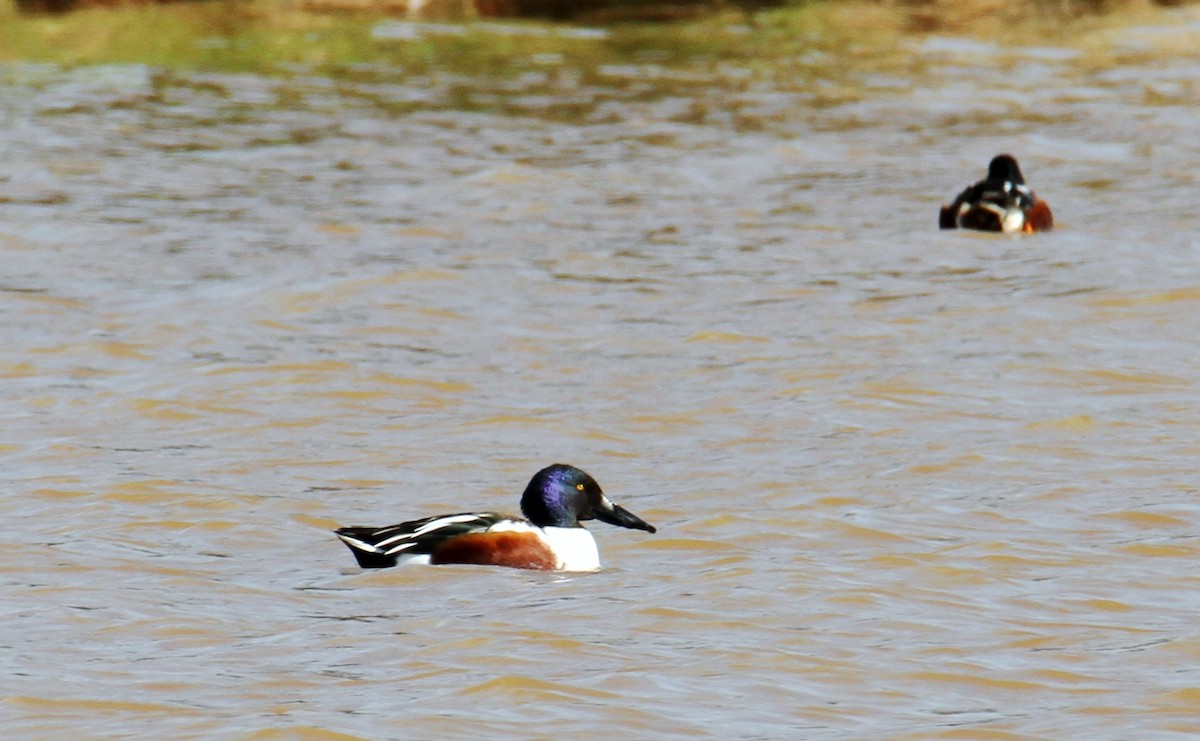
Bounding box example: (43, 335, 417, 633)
(3, 11, 1200, 739)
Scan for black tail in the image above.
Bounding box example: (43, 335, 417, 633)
(334, 527, 398, 569)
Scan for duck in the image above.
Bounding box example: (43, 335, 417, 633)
(939, 154, 1054, 233)
(334, 463, 656, 572)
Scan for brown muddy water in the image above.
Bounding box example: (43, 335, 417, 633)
(4, 11, 1200, 740)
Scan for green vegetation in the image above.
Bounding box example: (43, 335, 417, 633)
(0, 2, 800, 74)
(0, 0, 1192, 126)
(0, 0, 1176, 77)
(0, 0, 921, 114)
(1, 1, 396, 72)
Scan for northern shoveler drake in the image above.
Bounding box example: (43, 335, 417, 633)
(334, 463, 656, 572)
(939, 154, 1054, 233)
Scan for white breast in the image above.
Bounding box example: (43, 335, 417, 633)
(1001, 209, 1026, 233)
(540, 527, 601, 572)
(486, 520, 602, 571)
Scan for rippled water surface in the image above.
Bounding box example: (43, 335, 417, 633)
(4, 11, 1200, 739)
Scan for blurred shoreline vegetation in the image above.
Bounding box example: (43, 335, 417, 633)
(0, 0, 1193, 82)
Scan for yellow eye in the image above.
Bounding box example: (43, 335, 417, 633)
(576, 484, 585, 491)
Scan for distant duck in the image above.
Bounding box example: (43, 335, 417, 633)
(939, 154, 1054, 233)
(334, 464, 656, 572)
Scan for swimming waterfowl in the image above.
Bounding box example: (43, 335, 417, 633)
(939, 154, 1054, 233)
(334, 464, 656, 571)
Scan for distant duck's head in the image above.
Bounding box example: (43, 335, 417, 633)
(987, 154, 1025, 185)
